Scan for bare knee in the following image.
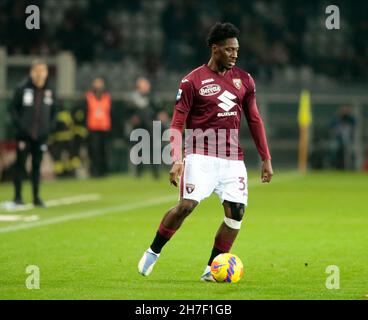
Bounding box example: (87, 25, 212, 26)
(175, 199, 198, 219)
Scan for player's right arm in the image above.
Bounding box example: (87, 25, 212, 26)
(169, 79, 194, 187)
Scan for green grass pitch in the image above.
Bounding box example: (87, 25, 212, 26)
(0, 171, 367, 300)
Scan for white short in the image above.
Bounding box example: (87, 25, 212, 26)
(179, 154, 248, 205)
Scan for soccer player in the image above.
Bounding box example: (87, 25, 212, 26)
(138, 22, 273, 281)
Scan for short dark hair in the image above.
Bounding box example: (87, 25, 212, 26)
(31, 58, 48, 69)
(206, 22, 240, 47)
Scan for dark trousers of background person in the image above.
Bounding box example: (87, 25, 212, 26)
(88, 131, 108, 177)
(69, 134, 86, 173)
(135, 127, 160, 179)
(13, 138, 44, 202)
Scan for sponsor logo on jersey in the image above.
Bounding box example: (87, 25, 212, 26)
(233, 78, 242, 89)
(199, 84, 221, 96)
(186, 183, 195, 194)
(23, 89, 34, 106)
(217, 90, 237, 112)
(181, 79, 189, 83)
(217, 111, 237, 117)
(176, 89, 183, 101)
(201, 78, 214, 85)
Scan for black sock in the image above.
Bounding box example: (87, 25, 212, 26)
(207, 247, 224, 266)
(150, 232, 170, 254)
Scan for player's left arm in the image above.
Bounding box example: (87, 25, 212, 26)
(242, 74, 273, 183)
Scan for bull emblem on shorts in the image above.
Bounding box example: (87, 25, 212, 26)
(186, 183, 195, 194)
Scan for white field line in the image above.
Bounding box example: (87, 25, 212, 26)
(0, 171, 302, 234)
(0, 194, 101, 212)
(0, 215, 39, 222)
(0, 195, 176, 234)
(45, 194, 101, 207)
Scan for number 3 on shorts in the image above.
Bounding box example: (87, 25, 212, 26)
(238, 177, 246, 191)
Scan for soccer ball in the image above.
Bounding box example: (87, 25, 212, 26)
(210, 253, 244, 283)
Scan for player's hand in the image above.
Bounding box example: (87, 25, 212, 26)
(261, 159, 273, 183)
(169, 162, 184, 187)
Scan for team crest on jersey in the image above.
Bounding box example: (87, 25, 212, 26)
(232, 78, 242, 90)
(186, 183, 195, 194)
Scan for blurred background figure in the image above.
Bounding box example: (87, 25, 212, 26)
(128, 77, 159, 178)
(8, 60, 57, 206)
(329, 106, 357, 170)
(156, 109, 170, 131)
(70, 103, 89, 177)
(130, 77, 154, 128)
(85, 77, 111, 177)
(49, 105, 74, 178)
(49, 103, 89, 178)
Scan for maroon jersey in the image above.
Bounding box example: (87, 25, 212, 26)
(171, 64, 271, 161)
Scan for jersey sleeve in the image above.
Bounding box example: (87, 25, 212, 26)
(174, 79, 195, 114)
(242, 74, 271, 161)
(169, 79, 194, 162)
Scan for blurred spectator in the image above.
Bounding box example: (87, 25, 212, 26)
(329, 106, 357, 170)
(130, 77, 155, 127)
(70, 104, 89, 177)
(128, 77, 159, 178)
(157, 109, 170, 131)
(49, 105, 75, 177)
(85, 77, 111, 177)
